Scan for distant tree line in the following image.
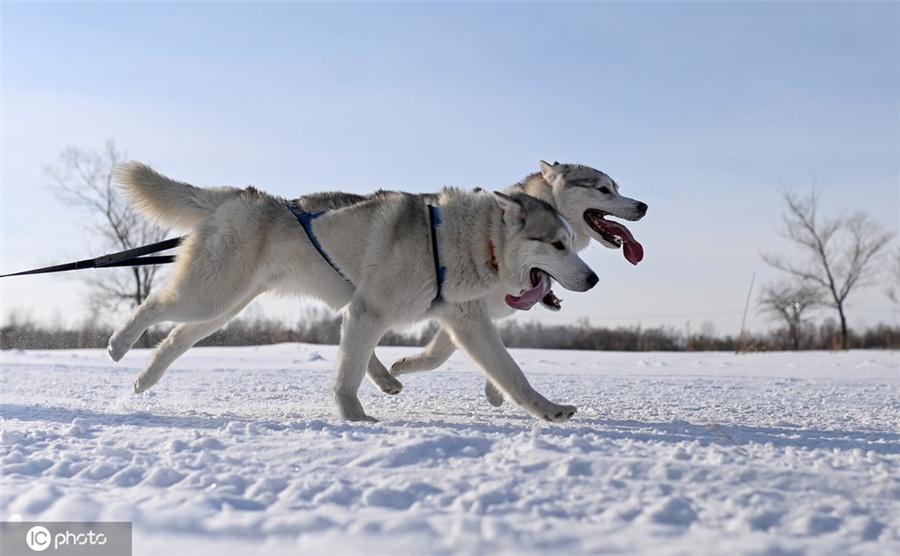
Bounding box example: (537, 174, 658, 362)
(2, 309, 897, 352)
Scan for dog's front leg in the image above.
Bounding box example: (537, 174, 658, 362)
(334, 300, 386, 422)
(366, 355, 403, 395)
(390, 328, 456, 376)
(439, 303, 576, 423)
(484, 380, 504, 407)
(389, 326, 504, 407)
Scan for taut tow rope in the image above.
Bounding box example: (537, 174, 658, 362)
(0, 236, 184, 278)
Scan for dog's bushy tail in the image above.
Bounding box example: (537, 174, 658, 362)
(115, 162, 240, 231)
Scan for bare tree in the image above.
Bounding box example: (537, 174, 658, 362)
(886, 248, 900, 306)
(45, 141, 168, 340)
(763, 189, 893, 349)
(758, 281, 822, 350)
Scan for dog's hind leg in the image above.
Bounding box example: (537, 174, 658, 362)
(334, 300, 387, 422)
(107, 296, 171, 362)
(108, 287, 252, 362)
(389, 328, 456, 376)
(133, 292, 259, 393)
(439, 302, 576, 423)
(108, 222, 261, 361)
(367, 355, 403, 395)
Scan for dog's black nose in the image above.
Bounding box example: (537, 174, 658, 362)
(586, 272, 599, 289)
(636, 202, 648, 216)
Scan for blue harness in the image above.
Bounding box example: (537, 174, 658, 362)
(426, 204, 447, 304)
(288, 203, 446, 305)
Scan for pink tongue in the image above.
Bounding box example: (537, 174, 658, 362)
(599, 220, 644, 265)
(505, 272, 551, 311)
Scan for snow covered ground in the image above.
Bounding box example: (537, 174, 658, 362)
(0, 344, 897, 555)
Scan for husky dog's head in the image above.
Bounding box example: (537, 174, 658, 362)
(539, 161, 647, 265)
(493, 192, 598, 311)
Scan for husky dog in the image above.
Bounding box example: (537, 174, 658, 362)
(390, 161, 647, 406)
(108, 163, 598, 422)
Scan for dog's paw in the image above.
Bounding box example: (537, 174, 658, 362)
(342, 411, 378, 423)
(133, 368, 163, 394)
(107, 338, 126, 362)
(389, 357, 411, 376)
(133, 376, 151, 394)
(335, 392, 379, 422)
(485, 381, 504, 407)
(539, 404, 577, 423)
(376, 373, 403, 396)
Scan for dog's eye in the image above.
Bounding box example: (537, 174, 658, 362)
(599, 186, 611, 194)
(552, 241, 565, 251)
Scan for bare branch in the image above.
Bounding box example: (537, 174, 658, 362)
(762, 187, 895, 349)
(45, 142, 170, 325)
(760, 253, 829, 290)
(887, 248, 900, 305)
(757, 281, 824, 350)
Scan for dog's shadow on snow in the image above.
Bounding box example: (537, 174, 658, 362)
(390, 415, 900, 455)
(0, 403, 257, 432)
(574, 418, 900, 456)
(2, 403, 898, 456)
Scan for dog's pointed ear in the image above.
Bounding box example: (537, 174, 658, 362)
(540, 160, 562, 185)
(493, 190, 520, 209)
(493, 191, 527, 225)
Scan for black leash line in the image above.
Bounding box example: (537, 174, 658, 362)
(0, 236, 185, 278)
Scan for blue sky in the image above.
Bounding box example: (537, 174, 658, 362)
(1, 2, 898, 335)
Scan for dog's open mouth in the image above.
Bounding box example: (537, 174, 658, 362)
(583, 209, 644, 265)
(506, 268, 561, 311)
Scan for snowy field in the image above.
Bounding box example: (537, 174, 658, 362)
(0, 344, 897, 555)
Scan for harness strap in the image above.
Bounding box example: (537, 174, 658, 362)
(287, 205, 352, 284)
(427, 204, 447, 304)
(287, 202, 445, 306)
